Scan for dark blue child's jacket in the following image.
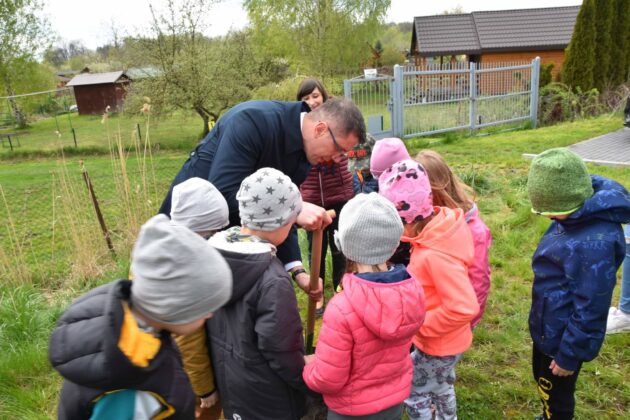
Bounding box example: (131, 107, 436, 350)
(529, 175, 630, 371)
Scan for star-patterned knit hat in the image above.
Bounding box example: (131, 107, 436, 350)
(237, 168, 302, 231)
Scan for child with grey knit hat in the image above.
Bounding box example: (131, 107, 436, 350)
(303, 193, 425, 419)
(182, 167, 311, 420)
(170, 177, 229, 238)
(168, 177, 230, 419)
(49, 214, 233, 419)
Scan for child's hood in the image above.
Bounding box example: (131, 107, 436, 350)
(403, 206, 474, 265)
(49, 280, 172, 389)
(341, 267, 425, 341)
(562, 175, 630, 225)
(208, 228, 274, 304)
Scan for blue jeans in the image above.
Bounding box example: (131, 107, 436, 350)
(620, 225, 630, 314)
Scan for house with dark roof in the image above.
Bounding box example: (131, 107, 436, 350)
(411, 5, 580, 77)
(66, 71, 130, 115)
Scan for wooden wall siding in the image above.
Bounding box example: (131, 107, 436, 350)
(74, 82, 129, 115)
(481, 50, 565, 78)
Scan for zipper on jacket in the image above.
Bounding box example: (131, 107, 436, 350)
(318, 170, 325, 207)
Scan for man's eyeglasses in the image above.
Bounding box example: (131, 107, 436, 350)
(328, 127, 347, 160)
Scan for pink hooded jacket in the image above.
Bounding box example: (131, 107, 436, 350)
(303, 269, 425, 416)
(465, 204, 492, 328)
(404, 206, 479, 356)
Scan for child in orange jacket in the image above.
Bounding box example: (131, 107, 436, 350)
(379, 159, 479, 420)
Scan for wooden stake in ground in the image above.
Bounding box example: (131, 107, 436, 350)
(305, 210, 336, 354)
(80, 161, 116, 258)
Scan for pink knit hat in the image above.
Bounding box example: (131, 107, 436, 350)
(370, 138, 411, 178)
(378, 159, 433, 224)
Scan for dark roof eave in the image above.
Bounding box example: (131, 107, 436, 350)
(480, 45, 568, 53)
(72, 80, 131, 87)
(416, 49, 482, 57)
(416, 44, 567, 57)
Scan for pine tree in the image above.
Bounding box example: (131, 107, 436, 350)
(592, 0, 613, 92)
(563, 0, 596, 91)
(609, 0, 630, 85)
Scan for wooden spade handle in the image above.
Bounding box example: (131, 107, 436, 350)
(305, 209, 336, 353)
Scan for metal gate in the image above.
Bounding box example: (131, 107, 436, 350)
(343, 75, 394, 139)
(345, 57, 540, 138)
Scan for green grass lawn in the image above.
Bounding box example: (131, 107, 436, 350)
(0, 111, 203, 158)
(1, 112, 629, 418)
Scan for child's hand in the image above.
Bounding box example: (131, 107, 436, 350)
(549, 360, 574, 376)
(199, 391, 219, 408)
(304, 354, 316, 364)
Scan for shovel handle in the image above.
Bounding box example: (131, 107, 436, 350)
(305, 209, 336, 353)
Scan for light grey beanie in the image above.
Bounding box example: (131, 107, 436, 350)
(171, 177, 229, 232)
(131, 214, 232, 325)
(334, 193, 403, 264)
(237, 167, 302, 231)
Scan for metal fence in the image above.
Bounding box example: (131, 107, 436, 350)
(345, 57, 541, 138)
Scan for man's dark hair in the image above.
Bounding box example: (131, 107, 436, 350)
(311, 97, 366, 144)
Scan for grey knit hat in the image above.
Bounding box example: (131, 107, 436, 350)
(334, 193, 403, 264)
(131, 214, 232, 325)
(171, 177, 229, 232)
(237, 168, 302, 231)
(527, 148, 594, 215)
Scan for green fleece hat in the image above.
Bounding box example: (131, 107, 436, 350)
(527, 148, 593, 215)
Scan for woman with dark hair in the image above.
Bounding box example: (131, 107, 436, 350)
(297, 78, 329, 110)
(297, 78, 354, 315)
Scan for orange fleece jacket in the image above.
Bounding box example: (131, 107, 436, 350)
(403, 206, 479, 356)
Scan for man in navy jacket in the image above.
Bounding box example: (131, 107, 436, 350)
(160, 98, 366, 296)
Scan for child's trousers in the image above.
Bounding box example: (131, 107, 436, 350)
(532, 345, 583, 420)
(404, 347, 462, 420)
(327, 403, 403, 420)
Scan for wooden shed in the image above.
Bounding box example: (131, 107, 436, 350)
(66, 71, 130, 115)
(410, 6, 580, 78)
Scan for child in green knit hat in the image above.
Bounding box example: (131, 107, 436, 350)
(526, 148, 630, 420)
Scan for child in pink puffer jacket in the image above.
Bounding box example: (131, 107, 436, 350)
(303, 193, 425, 419)
(415, 150, 491, 328)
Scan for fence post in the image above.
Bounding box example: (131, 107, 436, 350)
(469, 62, 477, 133)
(392, 64, 404, 138)
(80, 162, 116, 258)
(530, 56, 541, 129)
(343, 79, 351, 99)
(71, 128, 77, 148)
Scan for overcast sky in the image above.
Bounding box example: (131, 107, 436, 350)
(44, 0, 583, 50)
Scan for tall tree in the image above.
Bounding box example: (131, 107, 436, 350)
(0, 0, 51, 127)
(563, 0, 596, 91)
(592, 0, 613, 91)
(244, 0, 390, 76)
(45, 40, 89, 68)
(135, 0, 265, 136)
(609, 0, 630, 86)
